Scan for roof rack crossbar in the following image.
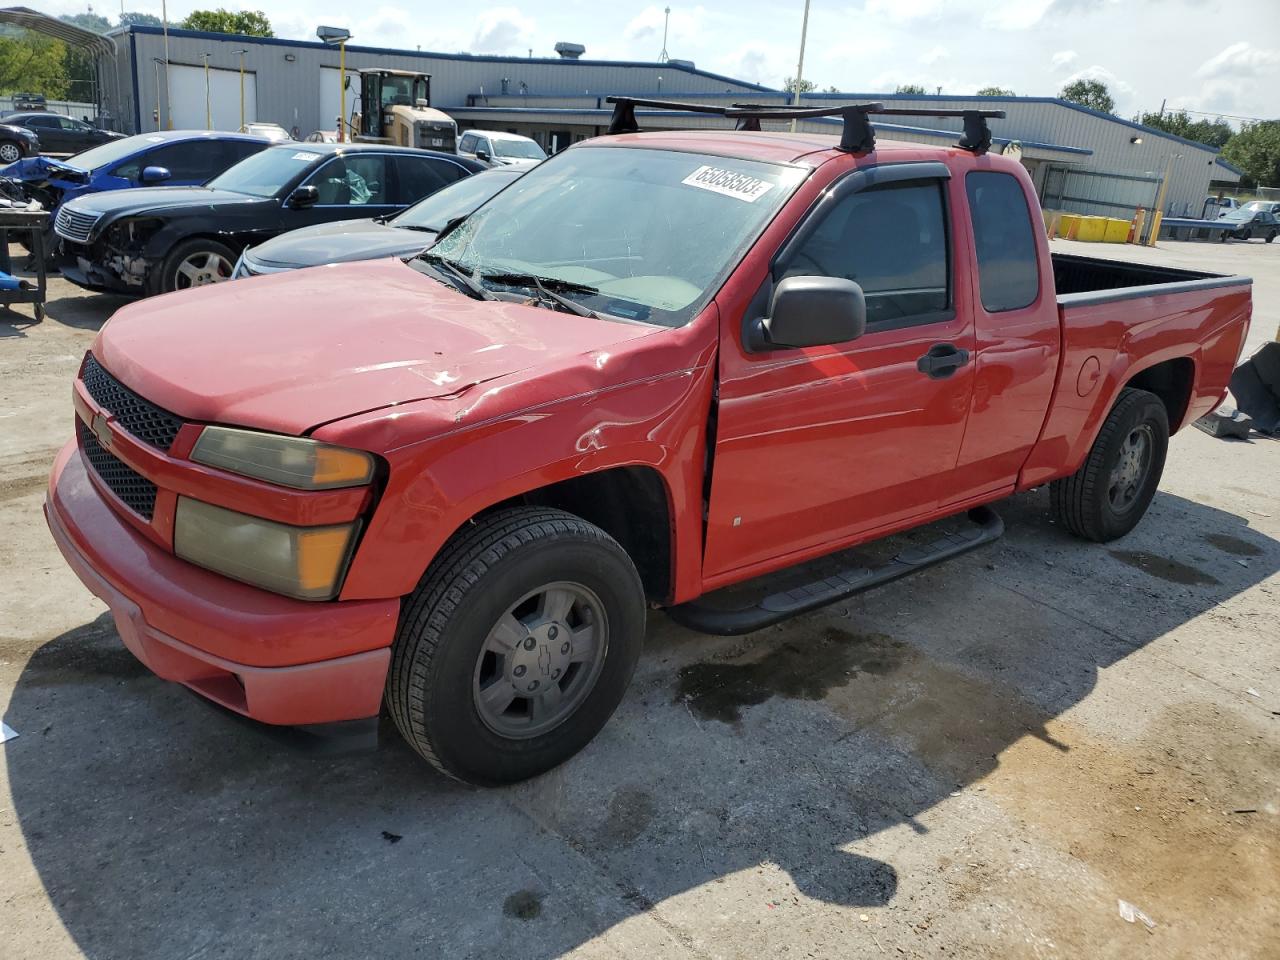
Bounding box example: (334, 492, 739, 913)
(603, 96, 1005, 154)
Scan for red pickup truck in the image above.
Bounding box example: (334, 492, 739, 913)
(46, 101, 1252, 785)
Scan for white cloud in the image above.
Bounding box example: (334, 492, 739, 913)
(1195, 42, 1280, 80)
(983, 0, 1053, 30)
(471, 7, 537, 55)
(625, 5, 706, 49)
(1050, 50, 1078, 71)
(919, 45, 949, 66)
(864, 0, 946, 24)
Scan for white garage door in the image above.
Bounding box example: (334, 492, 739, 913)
(168, 63, 257, 131)
(319, 67, 361, 135)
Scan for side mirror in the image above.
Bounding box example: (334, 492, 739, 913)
(747, 276, 867, 351)
(140, 165, 171, 184)
(475, 148, 491, 163)
(287, 185, 319, 209)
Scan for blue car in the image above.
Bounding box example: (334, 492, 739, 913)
(0, 129, 270, 214)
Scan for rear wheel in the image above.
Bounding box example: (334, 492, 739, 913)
(1267, 230, 1277, 244)
(386, 507, 646, 785)
(158, 238, 236, 294)
(0, 140, 22, 164)
(1050, 388, 1169, 542)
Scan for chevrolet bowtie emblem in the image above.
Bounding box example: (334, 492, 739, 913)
(90, 411, 112, 448)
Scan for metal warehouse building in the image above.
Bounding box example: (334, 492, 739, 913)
(99, 24, 1239, 219)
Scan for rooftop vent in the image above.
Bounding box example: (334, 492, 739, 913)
(555, 42, 585, 59)
(668, 58, 695, 69)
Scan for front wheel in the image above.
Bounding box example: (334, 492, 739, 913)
(0, 140, 22, 164)
(386, 507, 646, 785)
(1267, 230, 1277, 244)
(1050, 388, 1169, 542)
(157, 237, 237, 294)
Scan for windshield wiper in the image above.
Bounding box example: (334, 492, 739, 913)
(480, 272, 601, 318)
(397, 224, 438, 234)
(432, 214, 470, 244)
(413, 252, 494, 300)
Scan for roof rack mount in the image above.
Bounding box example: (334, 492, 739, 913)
(604, 96, 1006, 155)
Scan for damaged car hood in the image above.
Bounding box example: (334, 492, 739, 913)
(0, 155, 88, 185)
(91, 258, 661, 437)
(68, 186, 271, 223)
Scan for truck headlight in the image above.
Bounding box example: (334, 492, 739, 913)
(191, 427, 375, 490)
(174, 497, 359, 600)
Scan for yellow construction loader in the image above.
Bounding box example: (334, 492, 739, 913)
(351, 69, 458, 152)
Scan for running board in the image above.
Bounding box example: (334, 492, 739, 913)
(666, 506, 1004, 636)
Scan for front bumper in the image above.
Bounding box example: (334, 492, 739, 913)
(45, 441, 398, 726)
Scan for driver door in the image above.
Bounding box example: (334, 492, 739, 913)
(286, 153, 400, 229)
(704, 167, 977, 580)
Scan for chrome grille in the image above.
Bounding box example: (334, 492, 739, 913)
(54, 206, 101, 244)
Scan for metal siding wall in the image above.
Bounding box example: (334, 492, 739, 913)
(124, 31, 758, 138)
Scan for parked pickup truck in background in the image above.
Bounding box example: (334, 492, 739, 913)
(45, 101, 1252, 786)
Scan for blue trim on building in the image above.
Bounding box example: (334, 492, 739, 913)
(1214, 156, 1245, 176)
(450, 105, 1092, 156)
(111, 25, 774, 92)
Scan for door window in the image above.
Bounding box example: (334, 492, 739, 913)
(112, 141, 209, 181)
(458, 133, 478, 155)
(965, 171, 1040, 312)
(310, 154, 388, 205)
(392, 156, 466, 204)
(781, 179, 951, 329)
(26, 115, 59, 128)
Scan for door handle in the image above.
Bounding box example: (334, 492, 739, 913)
(916, 343, 970, 379)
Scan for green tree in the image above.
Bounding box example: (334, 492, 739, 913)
(0, 30, 70, 98)
(783, 76, 815, 94)
(119, 12, 164, 27)
(1059, 78, 1114, 113)
(895, 83, 928, 95)
(59, 11, 111, 33)
(976, 86, 1014, 96)
(1137, 109, 1232, 148)
(182, 8, 274, 37)
(1221, 120, 1280, 187)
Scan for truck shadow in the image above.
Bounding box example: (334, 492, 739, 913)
(4, 488, 1276, 958)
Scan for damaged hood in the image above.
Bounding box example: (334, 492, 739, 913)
(0, 156, 87, 185)
(68, 186, 270, 224)
(92, 258, 661, 437)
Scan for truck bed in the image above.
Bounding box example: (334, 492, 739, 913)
(1052, 252, 1247, 305)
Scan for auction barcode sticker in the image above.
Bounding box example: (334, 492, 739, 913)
(681, 165, 773, 203)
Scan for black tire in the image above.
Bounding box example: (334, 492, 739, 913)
(156, 237, 237, 294)
(387, 506, 646, 785)
(1267, 231, 1277, 244)
(1050, 388, 1169, 543)
(0, 140, 22, 165)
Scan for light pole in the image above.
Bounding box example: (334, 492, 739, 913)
(659, 6, 670, 63)
(201, 52, 212, 129)
(317, 27, 353, 141)
(151, 57, 163, 129)
(790, 0, 812, 133)
(1147, 152, 1182, 245)
(234, 49, 248, 130)
(160, 0, 172, 128)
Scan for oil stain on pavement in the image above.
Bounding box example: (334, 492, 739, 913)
(675, 628, 910, 724)
(1202, 532, 1265, 557)
(1109, 550, 1221, 586)
(502, 890, 544, 921)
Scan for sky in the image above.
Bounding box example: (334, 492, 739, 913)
(41, 0, 1280, 122)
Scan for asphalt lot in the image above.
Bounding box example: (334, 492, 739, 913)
(1, 238, 1278, 959)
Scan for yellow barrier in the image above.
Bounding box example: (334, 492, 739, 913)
(1103, 218, 1129, 243)
(1058, 214, 1080, 239)
(1075, 216, 1108, 242)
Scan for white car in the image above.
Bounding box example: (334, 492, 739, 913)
(457, 129, 547, 169)
(240, 122, 294, 142)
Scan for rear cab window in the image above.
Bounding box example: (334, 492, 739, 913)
(965, 171, 1040, 312)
